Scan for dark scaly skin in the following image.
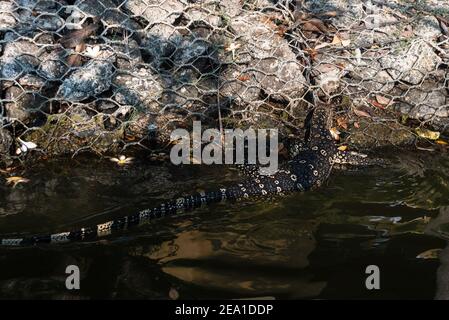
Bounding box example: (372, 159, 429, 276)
(0, 106, 382, 246)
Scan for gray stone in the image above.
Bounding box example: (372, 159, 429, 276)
(113, 67, 163, 109)
(219, 0, 243, 18)
(124, 0, 184, 26)
(347, 57, 395, 92)
(37, 50, 68, 81)
(4, 86, 46, 123)
(75, 0, 138, 30)
(230, 12, 306, 101)
(58, 59, 115, 101)
(415, 15, 442, 40)
(112, 39, 143, 70)
(0, 39, 41, 79)
(0, 1, 16, 31)
(0, 128, 13, 156)
(396, 82, 448, 120)
(183, 1, 222, 27)
(380, 40, 441, 85)
(220, 64, 262, 104)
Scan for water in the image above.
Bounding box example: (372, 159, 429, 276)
(0, 151, 449, 299)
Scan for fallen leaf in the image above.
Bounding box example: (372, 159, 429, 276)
(306, 18, 329, 33)
(353, 109, 371, 118)
(401, 26, 414, 38)
(338, 145, 348, 151)
(336, 62, 346, 70)
(315, 42, 330, 50)
(17, 138, 37, 150)
(304, 48, 318, 61)
(331, 35, 342, 45)
(5, 176, 30, 188)
(329, 127, 341, 140)
(341, 39, 351, 47)
(436, 139, 448, 145)
(354, 122, 360, 129)
(302, 21, 323, 33)
(375, 95, 391, 106)
(416, 128, 440, 140)
(416, 248, 442, 259)
(276, 25, 288, 36)
(110, 155, 134, 166)
(237, 74, 250, 81)
(336, 117, 348, 130)
(322, 11, 338, 17)
(369, 98, 386, 109)
(169, 287, 179, 300)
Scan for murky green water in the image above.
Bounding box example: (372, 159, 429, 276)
(1, 151, 449, 299)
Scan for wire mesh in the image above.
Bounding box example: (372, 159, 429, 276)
(0, 0, 448, 165)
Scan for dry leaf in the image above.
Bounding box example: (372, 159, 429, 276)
(307, 18, 329, 33)
(336, 117, 348, 130)
(169, 288, 179, 300)
(304, 48, 318, 61)
(436, 139, 448, 145)
(375, 95, 392, 106)
(369, 99, 386, 109)
(331, 35, 342, 45)
(329, 127, 341, 140)
(237, 74, 250, 81)
(322, 11, 338, 17)
(416, 128, 440, 140)
(302, 21, 323, 33)
(416, 248, 442, 259)
(315, 42, 330, 50)
(5, 176, 30, 188)
(401, 29, 414, 38)
(338, 145, 348, 151)
(341, 39, 351, 47)
(276, 25, 288, 36)
(353, 109, 371, 118)
(354, 122, 360, 129)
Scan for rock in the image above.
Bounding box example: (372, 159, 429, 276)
(183, 1, 222, 27)
(312, 63, 344, 95)
(37, 50, 68, 81)
(75, 0, 138, 30)
(348, 120, 416, 149)
(24, 107, 124, 155)
(380, 40, 441, 85)
(112, 39, 143, 70)
(219, 0, 243, 18)
(220, 64, 262, 104)
(395, 81, 448, 120)
(415, 15, 442, 40)
(0, 128, 13, 156)
(0, 39, 40, 79)
(113, 67, 163, 109)
(346, 53, 395, 92)
(124, 0, 184, 26)
(229, 12, 306, 102)
(58, 59, 115, 101)
(4, 86, 46, 123)
(0, 1, 16, 31)
(18, 74, 47, 89)
(172, 37, 218, 74)
(9, 0, 65, 31)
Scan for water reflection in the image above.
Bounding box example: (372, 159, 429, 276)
(0, 152, 449, 299)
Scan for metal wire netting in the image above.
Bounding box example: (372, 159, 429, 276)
(0, 0, 448, 165)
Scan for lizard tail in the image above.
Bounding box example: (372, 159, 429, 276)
(0, 169, 301, 247)
(0, 190, 227, 247)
